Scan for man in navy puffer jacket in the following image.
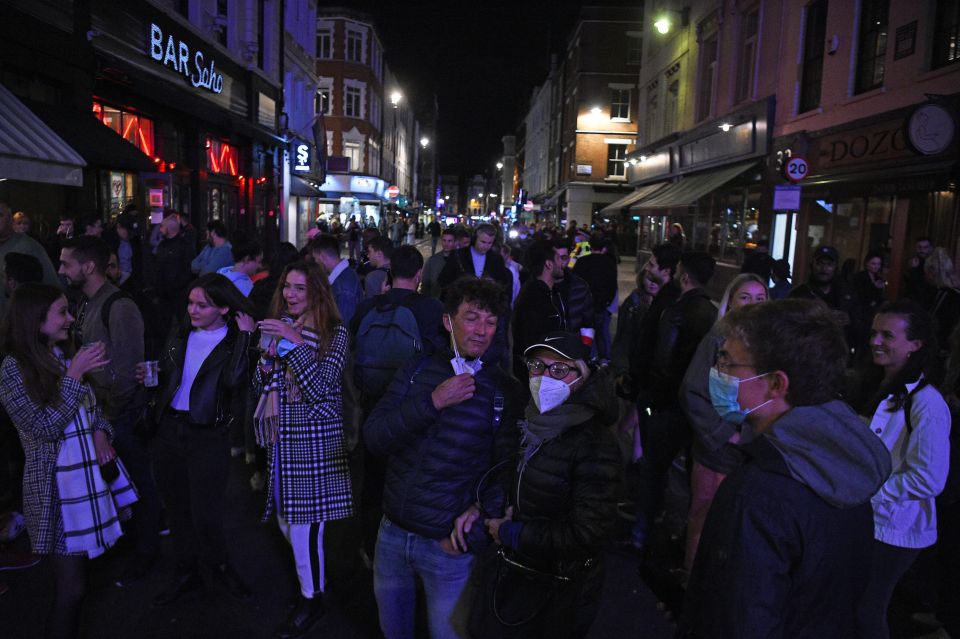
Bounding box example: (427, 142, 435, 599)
(365, 277, 520, 639)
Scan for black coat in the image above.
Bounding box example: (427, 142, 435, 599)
(554, 271, 594, 332)
(512, 279, 565, 380)
(650, 287, 716, 410)
(628, 280, 681, 394)
(679, 437, 876, 639)
(507, 372, 622, 574)
(152, 326, 252, 427)
(364, 350, 521, 544)
(572, 253, 618, 311)
(437, 245, 513, 296)
(151, 233, 195, 299)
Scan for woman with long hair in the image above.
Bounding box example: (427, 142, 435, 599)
(0, 284, 136, 638)
(254, 261, 354, 638)
(143, 273, 256, 606)
(680, 272, 768, 573)
(852, 300, 951, 639)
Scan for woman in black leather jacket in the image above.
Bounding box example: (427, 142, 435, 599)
(138, 273, 255, 606)
(478, 331, 622, 639)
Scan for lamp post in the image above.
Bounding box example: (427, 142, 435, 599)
(653, 7, 690, 34)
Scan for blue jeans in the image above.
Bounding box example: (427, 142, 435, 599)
(373, 517, 476, 639)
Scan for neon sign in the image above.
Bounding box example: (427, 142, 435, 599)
(293, 143, 311, 172)
(206, 138, 239, 176)
(149, 23, 224, 94)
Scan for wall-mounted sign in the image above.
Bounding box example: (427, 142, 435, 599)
(149, 23, 224, 94)
(773, 185, 802, 210)
(576, 164, 593, 176)
(293, 142, 311, 172)
(148, 189, 164, 208)
(385, 185, 400, 199)
(907, 104, 955, 156)
(813, 119, 913, 170)
(784, 156, 809, 182)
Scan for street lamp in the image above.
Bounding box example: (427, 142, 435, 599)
(420, 137, 429, 148)
(654, 7, 690, 34)
(496, 161, 503, 170)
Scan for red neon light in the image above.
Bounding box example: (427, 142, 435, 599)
(122, 117, 136, 140)
(138, 128, 152, 156)
(208, 145, 220, 173)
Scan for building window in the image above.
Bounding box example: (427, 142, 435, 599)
(697, 32, 718, 121)
(317, 26, 332, 59)
(664, 81, 679, 135)
(344, 82, 364, 119)
(316, 88, 331, 115)
(855, 0, 889, 94)
(799, 0, 828, 113)
(346, 28, 364, 63)
(933, 0, 960, 69)
(215, 0, 228, 47)
(736, 7, 759, 103)
(607, 144, 627, 177)
(627, 35, 642, 64)
(92, 101, 154, 156)
(344, 141, 362, 172)
(610, 88, 631, 120)
(206, 138, 239, 176)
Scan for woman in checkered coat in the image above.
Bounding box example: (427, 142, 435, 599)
(0, 284, 123, 638)
(255, 261, 354, 638)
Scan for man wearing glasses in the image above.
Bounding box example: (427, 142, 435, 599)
(679, 299, 891, 638)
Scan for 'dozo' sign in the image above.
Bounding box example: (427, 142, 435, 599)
(813, 119, 914, 171)
(148, 23, 224, 94)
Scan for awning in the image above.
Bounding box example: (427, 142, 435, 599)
(318, 190, 384, 204)
(0, 84, 86, 186)
(599, 182, 668, 214)
(632, 161, 758, 210)
(26, 101, 156, 173)
(290, 175, 323, 197)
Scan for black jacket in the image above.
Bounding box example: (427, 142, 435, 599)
(506, 370, 622, 574)
(628, 280, 681, 393)
(650, 287, 716, 410)
(151, 233, 195, 299)
(679, 401, 891, 639)
(572, 252, 618, 311)
(437, 245, 513, 295)
(364, 350, 521, 544)
(152, 327, 252, 428)
(511, 279, 565, 380)
(554, 271, 593, 332)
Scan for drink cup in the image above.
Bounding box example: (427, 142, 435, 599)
(580, 328, 595, 348)
(143, 360, 159, 388)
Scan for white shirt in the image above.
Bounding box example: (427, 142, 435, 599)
(328, 258, 350, 284)
(868, 376, 951, 548)
(171, 325, 229, 411)
(470, 247, 487, 279)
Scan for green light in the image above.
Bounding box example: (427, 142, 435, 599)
(654, 17, 670, 34)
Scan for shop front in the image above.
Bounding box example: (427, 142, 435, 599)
(314, 173, 387, 229)
(786, 99, 959, 299)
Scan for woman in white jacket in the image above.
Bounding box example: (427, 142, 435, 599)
(853, 300, 951, 639)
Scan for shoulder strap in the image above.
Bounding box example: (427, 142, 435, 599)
(100, 290, 132, 330)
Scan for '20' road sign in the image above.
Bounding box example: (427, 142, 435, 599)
(784, 156, 809, 182)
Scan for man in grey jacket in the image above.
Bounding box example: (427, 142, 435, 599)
(59, 236, 160, 585)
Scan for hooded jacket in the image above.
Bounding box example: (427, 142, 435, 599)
(679, 400, 892, 639)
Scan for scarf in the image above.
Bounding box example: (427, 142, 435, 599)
(55, 387, 138, 558)
(255, 321, 322, 447)
(520, 401, 596, 462)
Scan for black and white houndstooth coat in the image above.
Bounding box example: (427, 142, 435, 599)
(256, 325, 355, 524)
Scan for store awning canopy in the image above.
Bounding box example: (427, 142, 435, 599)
(26, 101, 156, 174)
(0, 84, 86, 186)
(290, 175, 324, 197)
(632, 161, 759, 210)
(599, 182, 668, 214)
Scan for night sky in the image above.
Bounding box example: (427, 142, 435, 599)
(351, 0, 635, 178)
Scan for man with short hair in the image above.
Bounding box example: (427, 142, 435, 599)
(217, 239, 263, 296)
(680, 300, 891, 638)
(789, 245, 858, 348)
(191, 220, 233, 275)
(512, 240, 567, 382)
(427, 217, 442, 255)
(552, 239, 593, 333)
(0, 203, 60, 320)
(455, 225, 472, 249)
(437, 223, 513, 296)
(308, 233, 364, 325)
(365, 278, 519, 639)
(422, 227, 456, 298)
(364, 236, 394, 300)
(904, 237, 936, 306)
(3, 252, 43, 298)
(59, 236, 160, 584)
(80, 215, 103, 238)
(149, 213, 195, 337)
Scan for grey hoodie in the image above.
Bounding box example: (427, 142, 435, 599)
(765, 399, 892, 508)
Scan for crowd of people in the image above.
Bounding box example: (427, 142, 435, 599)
(0, 198, 957, 639)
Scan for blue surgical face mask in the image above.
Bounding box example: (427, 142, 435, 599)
(708, 367, 772, 424)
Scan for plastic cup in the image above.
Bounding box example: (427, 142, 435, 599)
(143, 360, 159, 388)
(580, 328, 595, 347)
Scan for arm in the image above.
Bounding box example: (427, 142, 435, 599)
(102, 299, 145, 401)
(364, 356, 440, 456)
(281, 325, 348, 405)
(680, 331, 738, 451)
(878, 392, 952, 501)
(190, 245, 208, 273)
(0, 358, 88, 442)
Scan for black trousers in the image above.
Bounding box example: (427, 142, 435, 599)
(153, 413, 231, 568)
(855, 540, 921, 639)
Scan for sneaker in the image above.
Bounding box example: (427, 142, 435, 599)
(115, 552, 157, 587)
(250, 471, 265, 492)
(0, 551, 40, 571)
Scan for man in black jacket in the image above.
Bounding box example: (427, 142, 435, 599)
(512, 240, 566, 382)
(364, 278, 519, 639)
(553, 239, 593, 334)
(633, 251, 717, 551)
(573, 237, 618, 360)
(437, 223, 513, 297)
(679, 300, 890, 638)
(789, 245, 860, 354)
(148, 214, 195, 339)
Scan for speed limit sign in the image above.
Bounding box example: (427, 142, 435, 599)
(784, 156, 809, 182)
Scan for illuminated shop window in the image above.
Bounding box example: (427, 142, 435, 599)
(206, 138, 240, 176)
(92, 101, 154, 156)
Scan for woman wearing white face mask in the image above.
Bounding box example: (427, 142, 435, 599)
(679, 273, 767, 573)
(474, 331, 622, 638)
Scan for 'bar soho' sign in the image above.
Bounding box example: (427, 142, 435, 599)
(149, 23, 224, 94)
